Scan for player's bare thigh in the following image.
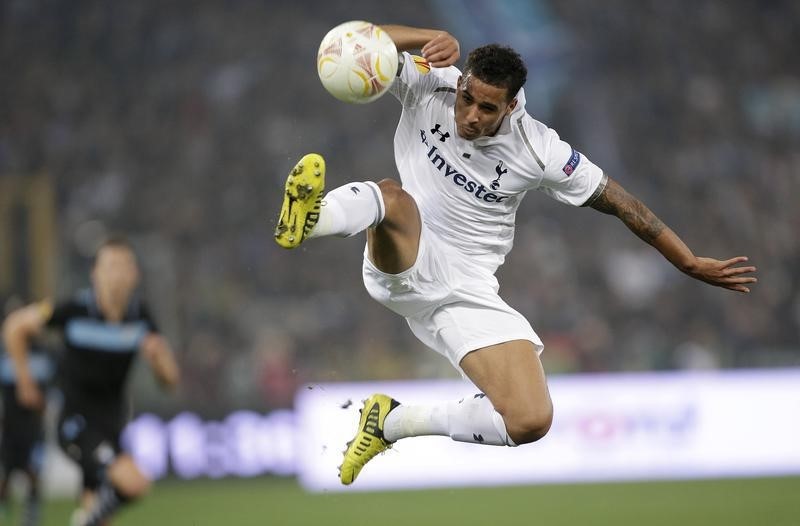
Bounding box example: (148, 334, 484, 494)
(366, 179, 422, 274)
(460, 339, 553, 444)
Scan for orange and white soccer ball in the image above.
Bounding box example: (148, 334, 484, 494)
(316, 21, 398, 104)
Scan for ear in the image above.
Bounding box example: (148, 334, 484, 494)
(506, 97, 518, 114)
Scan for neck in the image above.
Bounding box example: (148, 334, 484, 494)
(95, 290, 129, 322)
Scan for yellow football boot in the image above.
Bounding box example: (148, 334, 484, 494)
(274, 153, 325, 249)
(339, 394, 400, 485)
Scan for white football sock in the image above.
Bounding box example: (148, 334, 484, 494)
(383, 394, 517, 446)
(307, 181, 385, 239)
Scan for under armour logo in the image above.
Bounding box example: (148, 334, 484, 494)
(491, 160, 507, 190)
(350, 186, 360, 195)
(473, 433, 485, 442)
(430, 123, 450, 142)
(473, 393, 486, 399)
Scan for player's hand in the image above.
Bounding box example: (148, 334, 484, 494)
(685, 256, 757, 293)
(140, 332, 168, 359)
(16, 379, 44, 410)
(421, 32, 460, 67)
(140, 332, 181, 389)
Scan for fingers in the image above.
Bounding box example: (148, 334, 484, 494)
(420, 34, 446, 56)
(717, 272, 757, 293)
(422, 47, 456, 67)
(140, 333, 164, 358)
(722, 265, 757, 276)
(421, 34, 459, 67)
(721, 256, 749, 267)
(728, 282, 754, 293)
(694, 255, 757, 293)
(711, 256, 757, 292)
(727, 284, 751, 293)
(724, 276, 757, 287)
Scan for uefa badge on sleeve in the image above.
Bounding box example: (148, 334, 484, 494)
(562, 147, 581, 176)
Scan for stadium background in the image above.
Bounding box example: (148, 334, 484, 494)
(1, 0, 798, 524)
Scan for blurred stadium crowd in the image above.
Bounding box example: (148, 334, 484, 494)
(1, 0, 798, 417)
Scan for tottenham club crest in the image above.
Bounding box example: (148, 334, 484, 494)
(491, 160, 507, 190)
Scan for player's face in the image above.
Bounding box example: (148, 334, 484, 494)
(455, 74, 517, 140)
(91, 246, 140, 300)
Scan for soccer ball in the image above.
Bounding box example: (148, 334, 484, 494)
(316, 21, 398, 104)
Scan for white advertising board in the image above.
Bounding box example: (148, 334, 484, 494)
(293, 369, 800, 492)
(118, 369, 800, 493)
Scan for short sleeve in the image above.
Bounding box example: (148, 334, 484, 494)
(538, 129, 606, 207)
(390, 51, 459, 108)
(139, 303, 160, 334)
(46, 300, 81, 329)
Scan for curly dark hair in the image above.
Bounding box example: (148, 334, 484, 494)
(463, 44, 527, 101)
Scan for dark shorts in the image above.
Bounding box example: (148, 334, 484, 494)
(1, 387, 45, 473)
(57, 402, 124, 490)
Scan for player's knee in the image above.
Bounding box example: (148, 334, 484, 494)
(108, 458, 151, 499)
(115, 475, 151, 500)
(502, 404, 553, 445)
(377, 179, 412, 214)
(377, 178, 401, 193)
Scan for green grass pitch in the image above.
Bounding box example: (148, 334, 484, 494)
(24, 476, 800, 526)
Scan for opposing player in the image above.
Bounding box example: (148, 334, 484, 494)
(2, 237, 180, 525)
(274, 25, 757, 485)
(0, 299, 54, 526)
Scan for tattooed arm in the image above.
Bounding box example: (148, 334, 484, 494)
(588, 177, 757, 293)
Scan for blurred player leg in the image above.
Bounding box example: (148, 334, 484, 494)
(0, 470, 9, 520)
(0, 384, 46, 526)
(74, 454, 149, 526)
(20, 467, 41, 526)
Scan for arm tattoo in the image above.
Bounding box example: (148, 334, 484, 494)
(590, 178, 666, 244)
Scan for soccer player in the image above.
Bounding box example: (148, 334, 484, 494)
(2, 237, 180, 525)
(0, 301, 54, 526)
(274, 25, 757, 485)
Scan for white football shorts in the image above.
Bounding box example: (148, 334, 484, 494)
(362, 221, 543, 373)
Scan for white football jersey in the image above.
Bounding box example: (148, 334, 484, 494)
(390, 52, 607, 275)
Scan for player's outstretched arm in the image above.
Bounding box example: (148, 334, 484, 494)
(140, 333, 181, 390)
(380, 25, 460, 67)
(589, 177, 758, 293)
(1, 301, 51, 409)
